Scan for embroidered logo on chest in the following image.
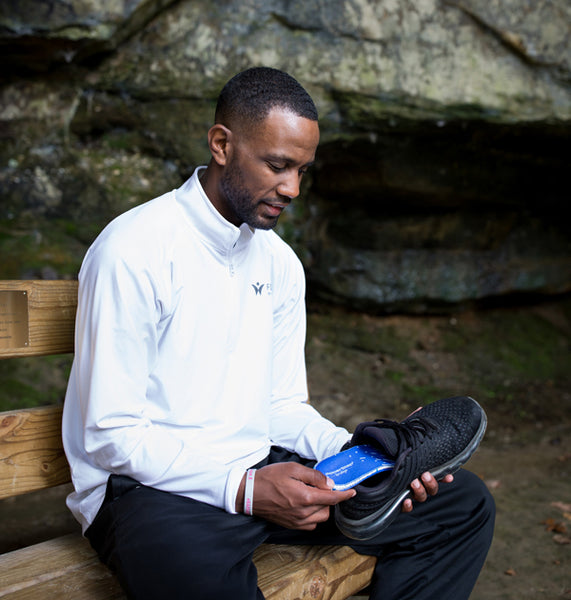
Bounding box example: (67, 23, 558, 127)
(251, 282, 272, 296)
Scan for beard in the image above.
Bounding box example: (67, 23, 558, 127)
(220, 162, 280, 230)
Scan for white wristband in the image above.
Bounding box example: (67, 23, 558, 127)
(244, 469, 256, 516)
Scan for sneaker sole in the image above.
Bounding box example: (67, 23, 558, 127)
(335, 397, 487, 540)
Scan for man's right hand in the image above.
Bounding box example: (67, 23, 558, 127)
(236, 462, 355, 530)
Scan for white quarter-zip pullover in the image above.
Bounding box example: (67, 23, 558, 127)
(62, 167, 350, 532)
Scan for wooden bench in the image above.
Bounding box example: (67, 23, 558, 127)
(0, 280, 375, 599)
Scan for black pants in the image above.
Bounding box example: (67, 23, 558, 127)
(86, 448, 495, 600)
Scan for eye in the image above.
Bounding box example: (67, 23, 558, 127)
(267, 162, 285, 172)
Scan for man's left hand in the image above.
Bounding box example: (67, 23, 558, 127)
(402, 472, 454, 512)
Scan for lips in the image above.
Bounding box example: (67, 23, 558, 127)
(262, 201, 288, 216)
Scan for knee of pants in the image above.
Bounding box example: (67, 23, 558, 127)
(460, 469, 496, 519)
(451, 469, 496, 547)
(476, 473, 496, 537)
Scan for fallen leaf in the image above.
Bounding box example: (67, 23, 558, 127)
(551, 501, 571, 513)
(504, 568, 516, 576)
(542, 518, 568, 533)
(552, 534, 571, 545)
(485, 479, 501, 490)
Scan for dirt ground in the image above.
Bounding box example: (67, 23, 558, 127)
(1, 298, 570, 598)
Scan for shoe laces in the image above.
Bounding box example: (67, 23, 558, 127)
(373, 415, 439, 470)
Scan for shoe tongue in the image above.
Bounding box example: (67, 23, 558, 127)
(363, 426, 400, 458)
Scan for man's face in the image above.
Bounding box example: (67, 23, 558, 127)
(219, 108, 319, 230)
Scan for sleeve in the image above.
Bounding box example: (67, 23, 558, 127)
(72, 241, 244, 514)
(268, 253, 351, 461)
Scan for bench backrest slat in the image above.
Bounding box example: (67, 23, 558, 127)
(0, 405, 71, 499)
(0, 280, 77, 359)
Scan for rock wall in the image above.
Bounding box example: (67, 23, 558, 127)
(1, 0, 569, 310)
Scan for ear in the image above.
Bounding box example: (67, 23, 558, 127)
(208, 124, 232, 166)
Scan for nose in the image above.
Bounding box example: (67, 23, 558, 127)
(277, 171, 301, 200)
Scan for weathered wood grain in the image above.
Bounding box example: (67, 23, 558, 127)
(0, 406, 71, 499)
(0, 534, 124, 600)
(0, 280, 77, 358)
(0, 534, 375, 600)
(254, 543, 376, 599)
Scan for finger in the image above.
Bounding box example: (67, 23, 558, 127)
(410, 478, 428, 502)
(290, 464, 357, 504)
(312, 487, 356, 506)
(285, 500, 346, 530)
(267, 504, 331, 531)
(278, 463, 356, 505)
(406, 406, 422, 418)
(441, 473, 454, 483)
(421, 472, 439, 496)
(290, 463, 335, 490)
(334, 488, 357, 503)
(300, 504, 333, 527)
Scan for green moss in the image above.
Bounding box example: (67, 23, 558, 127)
(0, 219, 87, 279)
(385, 370, 405, 383)
(401, 382, 446, 406)
(99, 130, 145, 152)
(0, 379, 46, 410)
(0, 355, 73, 411)
(441, 308, 569, 383)
(307, 310, 415, 357)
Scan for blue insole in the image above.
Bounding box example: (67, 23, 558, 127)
(314, 445, 394, 491)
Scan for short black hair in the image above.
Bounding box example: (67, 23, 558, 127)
(215, 67, 318, 130)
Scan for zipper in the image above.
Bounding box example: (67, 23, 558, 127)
(226, 240, 239, 350)
(228, 238, 238, 277)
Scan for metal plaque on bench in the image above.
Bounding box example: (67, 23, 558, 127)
(0, 290, 29, 349)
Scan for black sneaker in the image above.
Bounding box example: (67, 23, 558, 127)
(335, 395, 487, 540)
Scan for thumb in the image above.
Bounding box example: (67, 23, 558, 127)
(293, 464, 357, 504)
(298, 465, 335, 490)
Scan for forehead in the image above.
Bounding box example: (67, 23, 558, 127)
(245, 108, 320, 161)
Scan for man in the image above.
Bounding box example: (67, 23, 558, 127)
(63, 67, 494, 599)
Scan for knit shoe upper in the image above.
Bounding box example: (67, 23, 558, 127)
(335, 395, 487, 540)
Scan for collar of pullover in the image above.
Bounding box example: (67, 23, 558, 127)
(174, 166, 255, 257)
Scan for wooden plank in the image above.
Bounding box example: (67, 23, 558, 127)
(0, 281, 77, 359)
(0, 406, 71, 499)
(0, 534, 125, 600)
(0, 534, 374, 600)
(254, 544, 375, 600)
(0, 568, 125, 600)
